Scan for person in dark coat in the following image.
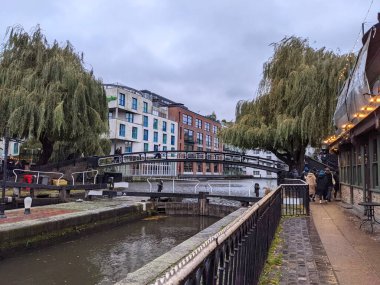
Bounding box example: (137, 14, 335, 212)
(333, 171, 340, 199)
(316, 170, 328, 203)
(324, 168, 334, 202)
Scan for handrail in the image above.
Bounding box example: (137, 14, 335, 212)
(13, 169, 64, 184)
(93, 150, 289, 172)
(148, 187, 281, 285)
(147, 177, 200, 193)
(71, 170, 99, 185)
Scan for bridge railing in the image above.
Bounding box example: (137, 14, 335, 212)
(145, 186, 282, 285)
(93, 151, 289, 172)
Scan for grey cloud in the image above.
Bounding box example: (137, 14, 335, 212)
(0, 0, 377, 120)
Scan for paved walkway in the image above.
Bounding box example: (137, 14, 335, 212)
(281, 201, 380, 285)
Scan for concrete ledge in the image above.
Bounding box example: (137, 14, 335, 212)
(116, 207, 247, 285)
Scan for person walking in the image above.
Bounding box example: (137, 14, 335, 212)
(333, 171, 340, 200)
(325, 167, 334, 202)
(316, 170, 328, 203)
(305, 170, 317, 201)
(254, 183, 260, 197)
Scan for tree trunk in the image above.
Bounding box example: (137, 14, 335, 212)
(38, 136, 54, 165)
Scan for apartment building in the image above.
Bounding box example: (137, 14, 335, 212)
(168, 105, 223, 175)
(105, 84, 178, 176)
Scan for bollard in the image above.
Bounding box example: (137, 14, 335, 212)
(24, 197, 32, 215)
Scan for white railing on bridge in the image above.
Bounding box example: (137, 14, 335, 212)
(147, 178, 200, 193)
(95, 151, 289, 172)
(71, 170, 99, 185)
(13, 169, 64, 185)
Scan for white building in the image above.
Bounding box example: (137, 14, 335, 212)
(0, 139, 20, 159)
(104, 84, 178, 176)
(223, 144, 280, 179)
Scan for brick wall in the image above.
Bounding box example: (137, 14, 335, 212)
(371, 191, 380, 216)
(341, 184, 351, 204)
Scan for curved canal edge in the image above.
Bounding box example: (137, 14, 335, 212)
(0, 195, 240, 258)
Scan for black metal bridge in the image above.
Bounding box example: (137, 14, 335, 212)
(89, 151, 289, 173)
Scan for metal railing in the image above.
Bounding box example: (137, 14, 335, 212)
(13, 169, 64, 184)
(92, 150, 289, 172)
(71, 170, 99, 185)
(147, 178, 200, 193)
(281, 180, 310, 216)
(149, 188, 282, 285)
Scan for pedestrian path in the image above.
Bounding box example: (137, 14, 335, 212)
(280, 217, 338, 285)
(311, 202, 380, 285)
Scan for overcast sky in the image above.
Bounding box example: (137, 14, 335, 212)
(0, 0, 377, 120)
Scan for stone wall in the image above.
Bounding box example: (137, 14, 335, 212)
(161, 202, 239, 218)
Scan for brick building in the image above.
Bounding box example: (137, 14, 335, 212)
(168, 105, 223, 175)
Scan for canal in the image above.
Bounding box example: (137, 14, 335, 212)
(0, 216, 217, 285)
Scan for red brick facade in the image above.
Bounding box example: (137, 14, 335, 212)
(168, 106, 223, 175)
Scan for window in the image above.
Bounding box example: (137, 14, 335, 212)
(253, 149, 260, 154)
(184, 162, 193, 172)
(144, 143, 149, 152)
(153, 119, 158, 130)
(206, 135, 211, 147)
(196, 118, 202, 128)
(125, 142, 132, 153)
(371, 138, 378, 187)
(171, 123, 175, 133)
(143, 116, 148, 127)
(126, 112, 134, 123)
(162, 121, 167, 132)
(132, 127, 138, 139)
(163, 146, 167, 151)
(266, 155, 272, 160)
(197, 133, 203, 145)
(143, 101, 148, 113)
(182, 114, 193, 126)
(132, 97, 137, 110)
(119, 93, 125, 106)
(119, 124, 125, 137)
(13, 142, 19, 155)
(214, 137, 219, 148)
(154, 144, 159, 151)
(171, 147, 175, 157)
(163, 134, 167, 144)
(205, 122, 210, 132)
(212, 125, 218, 134)
(184, 129, 194, 142)
(266, 171, 272, 175)
(171, 135, 175, 146)
(108, 112, 113, 119)
(143, 129, 148, 141)
(253, 171, 260, 176)
(154, 131, 158, 143)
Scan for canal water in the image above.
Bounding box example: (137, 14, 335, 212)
(0, 216, 217, 285)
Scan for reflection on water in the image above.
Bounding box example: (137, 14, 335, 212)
(0, 216, 217, 285)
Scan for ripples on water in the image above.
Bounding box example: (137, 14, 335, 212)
(0, 216, 217, 285)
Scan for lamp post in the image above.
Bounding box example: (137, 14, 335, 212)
(0, 129, 9, 218)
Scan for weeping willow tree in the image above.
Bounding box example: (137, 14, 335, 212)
(0, 26, 109, 164)
(220, 36, 353, 170)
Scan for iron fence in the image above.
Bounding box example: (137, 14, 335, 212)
(150, 188, 282, 285)
(281, 182, 310, 216)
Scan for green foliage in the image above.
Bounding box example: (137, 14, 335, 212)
(221, 36, 353, 167)
(0, 26, 109, 163)
(258, 220, 283, 285)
